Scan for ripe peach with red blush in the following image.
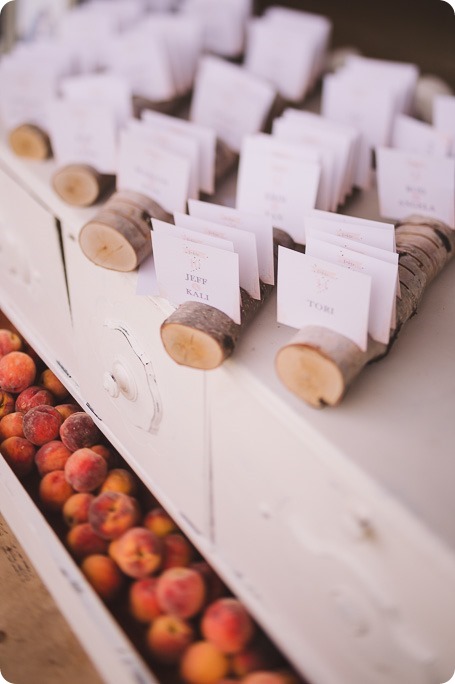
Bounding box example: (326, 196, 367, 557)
(180, 640, 229, 684)
(146, 614, 195, 664)
(67, 523, 109, 559)
(81, 554, 124, 602)
(231, 640, 283, 677)
(64, 447, 108, 492)
(242, 671, 299, 684)
(0, 412, 24, 440)
(0, 329, 22, 357)
(22, 405, 63, 446)
(59, 411, 102, 451)
(38, 369, 69, 401)
(90, 443, 119, 467)
(162, 533, 193, 570)
(191, 561, 227, 605)
(63, 492, 94, 527)
(143, 506, 177, 537)
(15, 385, 55, 412)
(54, 403, 81, 421)
(109, 527, 163, 579)
(0, 436, 36, 477)
(0, 390, 15, 418)
(39, 470, 74, 511)
(35, 440, 71, 476)
(128, 577, 162, 623)
(156, 566, 206, 619)
(100, 468, 138, 496)
(201, 598, 255, 654)
(88, 491, 140, 540)
(0, 351, 36, 393)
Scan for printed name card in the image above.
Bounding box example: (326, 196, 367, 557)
(59, 73, 133, 127)
(433, 95, 455, 156)
(376, 147, 455, 228)
(151, 231, 241, 323)
(236, 133, 321, 244)
(277, 247, 371, 351)
(181, 0, 251, 58)
(305, 211, 396, 251)
(390, 114, 453, 157)
(189, 55, 277, 153)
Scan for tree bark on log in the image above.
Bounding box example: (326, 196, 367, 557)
(52, 164, 115, 207)
(8, 124, 52, 160)
(160, 229, 296, 370)
(275, 216, 455, 408)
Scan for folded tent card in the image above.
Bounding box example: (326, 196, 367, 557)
(433, 95, 455, 155)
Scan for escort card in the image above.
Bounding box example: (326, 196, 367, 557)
(59, 73, 133, 127)
(305, 237, 398, 343)
(189, 55, 276, 153)
(117, 128, 190, 213)
(277, 247, 371, 351)
(236, 134, 321, 244)
(47, 99, 117, 173)
(181, 0, 251, 58)
(151, 231, 241, 323)
(376, 147, 455, 228)
(0, 56, 58, 129)
(433, 95, 455, 156)
(173, 212, 260, 299)
(152, 218, 235, 253)
(305, 212, 396, 251)
(390, 114, 453, 157)
(188, 199, 274, 285)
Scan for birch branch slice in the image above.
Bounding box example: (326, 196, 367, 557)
(8, 124, 52, 160)
(52, 165, 114, 207)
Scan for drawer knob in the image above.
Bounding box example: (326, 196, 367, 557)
(112, 360, 138, 401)
(103, 372, 119, 398)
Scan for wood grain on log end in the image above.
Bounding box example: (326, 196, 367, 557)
(8, 124, 52, 160)
(79, 213, 150, 272)
(52, 164, 114, 207)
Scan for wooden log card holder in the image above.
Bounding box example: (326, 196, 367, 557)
(8, 123, 52, 160)
(275, 215, 455, 408)
(52, 164, 115, 208)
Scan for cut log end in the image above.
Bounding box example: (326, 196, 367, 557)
(52, 165, 114, 207)
(79, 220, 141, 272)
(160, 322, 228, 370)
(8, 124, 52, 160)
(275, 343, 345, 408)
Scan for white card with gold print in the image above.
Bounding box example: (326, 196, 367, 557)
(152, 218, 235, 253)
(304, 213, 396, 251)
(277, 247, 371, 351)
(151, 231, 241, 323)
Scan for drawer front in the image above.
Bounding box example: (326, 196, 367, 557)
(208, 369, 455, 684)
(62, 223, 209, 536)
(0, 165, 76, 378)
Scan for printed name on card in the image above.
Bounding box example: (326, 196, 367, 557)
(376, 147, 455, 228)
(304, 213, 396, 251)
(277, 247, 371, 351)
(60, 73, 133, 127)
(151, 231, 241, 323)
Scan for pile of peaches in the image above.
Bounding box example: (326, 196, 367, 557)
(0, 327, 302, 684)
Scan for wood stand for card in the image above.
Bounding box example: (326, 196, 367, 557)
(275, 216, 455, 408)
(160, 229, 296, 370)
(79, 189, 172, 272)
(8, 124, 52, 160)
(52, 164, 115, 207)
(132, 91, 192, 119)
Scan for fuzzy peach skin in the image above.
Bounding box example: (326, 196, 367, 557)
(81, 554, 124, 602)
(162, 533, 194, 570)
(128, 577, 163, 623)
(146, 614, 195, 665)
(22, 405, 63, 446)
(231, 639, 284, 677)
(109, 527, 163, 579)
(38, 369, 69, 401)
(190, 561, 227, 606)
(0, 436, 36, 477)
(39, 470, 75, 512)
(0, 390, 15, 418)
(143, 506, 178, 538)
(0, 351, 36, 393)
(242, 671, 300, 684)
(180, 640, 229, 684)
(35, 440, 72, 476)
(59, 411, 102, 452)
(0, 329, 22, 357)
(64, 448, 108, 492)
(99, 468, 138, 496)
(67, 522, 109, 560)
(90, 444, 120, 467)
(156, 567, 206, 619)
(63, 492, 94, 527)
(201, 598, 255, 655)
(88, 491, 141, 540)
(15, 385, 55, 412)
(54, 403, 81, 421)
(0, 412, 24, 440)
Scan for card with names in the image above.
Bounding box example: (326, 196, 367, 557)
(390, 114, 453, 157)
(188, 199, 274, 285)
(305, 237, 398, 344)
(433, 95, 455, 156)
(305, 212, 396, 251)
(0, 58, 57, 129)
(117, 128, 190, 214)
(277, 247, 371, 351)
(59, 73, 133, 127)
(236, 134, 321, 244)
(376, 147, 455, 229)
(173, 212, 260, 299)
(47, 99, 118, 173)
(151, 231, 241, 323)
(189, 55, 276, 153)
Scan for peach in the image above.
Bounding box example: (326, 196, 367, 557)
(0, 436, 36, 477)
(54, 403, 81, 421)
(162, 533, 193, 570)
(90, 443, 119, 466)
(63, 492, 94, 527)
(180, 640, 229, 684)
(59, 411, 102, 451)
(80, 554, 124, 602)
(146, 614, 195, 665)
(109, 527, 163, 579)
(0, 412, 24, 440)
(143, 506, 178, 537)
(39, 470, 75, 512)
(35, 440, 72, 476)
(22, 405, 63, 446)
(231, 641, 283, 677)
(0, 390, 15, 418)
(99, 468, 138, 496)
(64, 447, 108, 492)
(0, 351, 36, 393)
(15, 385, 55, 412)
(201, 598, 255, 654)
(156, 567, 206, 619)
(88, 491, 140, 540)
(38, 369, 69, 401)
(191, 561, 227, 605)
(242, 671, 299, 684)
(0, 329, 22, 357)
(67, 522, 109, 559)
(128, 577, 162, 623)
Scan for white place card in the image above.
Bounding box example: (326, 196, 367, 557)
(47, 99, 117, 173)
(236, 134, 321, 244)
(151, 231, 241, 323)
(305, 212, 396, 251)
(188, 199, 274, 285)
(277, 247, 371, 351)
(433, 95, 455, 155)
(181, 0, 251, 58)
(59, 73, 133, 127)
(117, 128, 190, 213)
(0, 57, 58, 130)
(152, 218, 235, 253)
(189, 55, 276, 153)
(173, 212, 260, 299)
(305, 237, 398, 344)
(376, 147, 455, 228)
(391, 114, 453, 157)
